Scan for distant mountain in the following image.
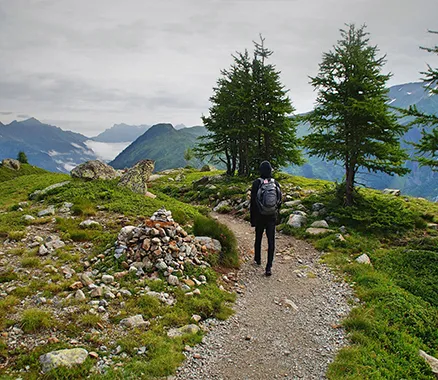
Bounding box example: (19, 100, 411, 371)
(92, 123, 150, 143)
(174, 124, 186, 130)
(110, 123, 207, 171)
(0, 118, 96, 172)
(286, 82, 438, 199)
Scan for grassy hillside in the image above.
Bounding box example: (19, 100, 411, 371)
(153, 170, 438, 379)
(0, 163, 47, 183)
(0, 168, 237, 379)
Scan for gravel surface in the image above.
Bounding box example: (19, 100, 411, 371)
(175, 213, 354, 380)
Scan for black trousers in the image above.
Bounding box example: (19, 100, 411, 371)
(254, 218, 276, 270)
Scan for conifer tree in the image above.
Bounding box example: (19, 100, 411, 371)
(406, 30, 438, 169)
(196, 37, 302, 176)
(17, 151, 28, 164)
(303, 24, 409, 205)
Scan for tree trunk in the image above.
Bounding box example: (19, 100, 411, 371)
(345, 165, 355, 206)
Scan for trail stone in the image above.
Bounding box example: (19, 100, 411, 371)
(71, 160, 118, 181)
(39, 348, 88, 373)
(90, 287, 103, 298)
(23, 215, 35, 221)
(120, 314, 150, 329)
(38, 244, 49, 256)
(118, 159, 155, 194)
(2, 158, 20, 170)
(168, 275, 179, 286)
(355, 253, 372, 265)
(80, 220, 100, 228)
(213, 200, 231, 212)
(38, 206, 55, 217)
(75, 290, 86, 301)
(79, 273, 93, 286)
(312, 203, 325, 211)
(310, 220, 329, 229)
(168, 324, 200, 338)
(284, 200, 302, 207)
(287, 214, 307, 228)
(101, 275, 114, 284)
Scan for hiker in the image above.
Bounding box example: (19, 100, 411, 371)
(250, 161, 282, 276)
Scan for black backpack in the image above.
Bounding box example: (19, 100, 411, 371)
(256, 178, 279, 216)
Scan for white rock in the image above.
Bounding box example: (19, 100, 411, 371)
(39, 348, 88, 373)
(120, 314, 150, 329)
(310, 220, 329, 229)
(38, 244, 49, 256)
(79, 220, 100, 228)
(355, 253, 372, 265)
(419, 350, 438, 377)
(287, 214, 307, 228)
(101, 275, 114, 284)
(167, 275, 179, 286)
(75, 290, 86, 301)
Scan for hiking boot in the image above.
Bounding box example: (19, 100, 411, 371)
(254, 260, 261, 266)
(265, 268, 272, 276)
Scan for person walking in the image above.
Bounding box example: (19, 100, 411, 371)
(250, 161, 282, 276)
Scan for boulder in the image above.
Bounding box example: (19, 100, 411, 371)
(311, 203, 325, 211)
(194, 237, 222, 254)
(71, 160, 118, 181)
(287, 214, 307, 228)
(383, 188, 401, 196)
(39, 348, 88, 373)
(2, 158, 20, 170)
(118, 160, 155, 194)
(284, 200, 302, 207)
(310, 220, 329, 229)
(120, 314, 150, 329)
(355, 253, 372, 265)
(167, 324, 200, 338)
(38, 206, 56, 217)
(305, 228, 334, 235)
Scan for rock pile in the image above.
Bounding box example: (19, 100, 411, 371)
(113, 208, 221, 281)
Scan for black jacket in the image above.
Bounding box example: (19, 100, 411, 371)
(250, 161, 282, 227)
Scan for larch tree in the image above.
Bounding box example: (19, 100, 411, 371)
(303, 24, 409, 205)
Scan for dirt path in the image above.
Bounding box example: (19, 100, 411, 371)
(175, 213, 353, 380)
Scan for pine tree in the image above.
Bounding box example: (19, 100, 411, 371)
(17, 151, 28, 164)
(196, 37, 302, 176)
(406, 30, 438, 169)
(303, 24, 409, 205)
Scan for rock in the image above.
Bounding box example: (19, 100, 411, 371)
(79, 220, 100, 228)
(287, 214, 307, 228)
(339, 226, 347, 234)
(29, 182, 71, 200)
(310, 220, 329, 229)
(383, 188, 401, 196)
(118, 160, 155, 194)
(213, 200, 230, 212)
(38, 206, 56, 217)
(75, 290, 86, 301)
(117, 226, 137, 244)
(101, 275, 114, 284)
(193, 288, 201, 295)
(191, 314, 202, 323)
(22, 215, 35, 221)
(183, 279, 195, 287)
(79, 273, 94, 286)
(2, 158, 20, 170)
(200, 164, 211, 171)
(419, 350, 438, 379)
(90, 287, 103, 298)
(355, 253, 372, 265)
(145, 191, 156, 199)
(335, 233, 346, 242)
(148, 174, 163, 182)
(38, 244, 49, 256)
(71, 160, 118, 181)
(284, 200, 302, 207)
(167, 275, 179, 286)
(306, 228, 334, 235)
(312, 203, 325, 211)
(427, 223, 438, 230)
(120, 314, 150, 329)
(39, 348, 88, 373)
(69, 281, 83, 290)
(282, 298, 299, 311)
(168, 324, 200, 338)
(194, 237, 222, 254)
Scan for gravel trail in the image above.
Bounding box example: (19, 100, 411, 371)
(175, 213, 353, 380)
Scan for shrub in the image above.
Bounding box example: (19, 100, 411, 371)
(193, 215, 239, 268)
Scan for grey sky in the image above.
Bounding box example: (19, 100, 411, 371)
(1, 0, 437, 137)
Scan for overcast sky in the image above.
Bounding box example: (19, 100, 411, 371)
(1, 0, 437, 137)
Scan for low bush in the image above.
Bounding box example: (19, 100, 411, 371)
(20, 308, 55, 333)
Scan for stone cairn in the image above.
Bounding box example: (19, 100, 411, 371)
(113, 208, 221, 284)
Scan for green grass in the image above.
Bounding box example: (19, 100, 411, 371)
(0, 163, 47, 183)
(20, 308, 56, 333)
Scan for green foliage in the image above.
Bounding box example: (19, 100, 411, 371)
(403, 31, 438, 170)
(193, 215, 239, 268)
(196, 36, 302, 176)
(304, 24, 409, 205)
(0, 163, 48, 185)
(17, 151, 28, 164)
(20, 308, 55, 333)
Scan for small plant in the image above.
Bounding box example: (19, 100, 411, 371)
(20, 257, 40, 268)
(78, 313, 102, 328)
(20, 308, 55, 333)
(7, 230, 26, 241)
